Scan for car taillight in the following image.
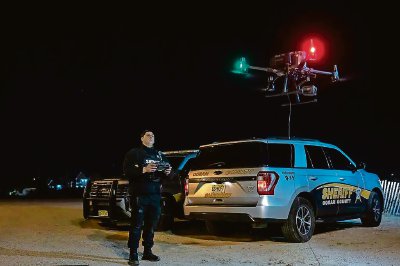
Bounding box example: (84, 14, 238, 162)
(257, 171, 279, 195)
(184, 178, 189, 196)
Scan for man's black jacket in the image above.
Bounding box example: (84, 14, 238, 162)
(123, 145, 169, 196)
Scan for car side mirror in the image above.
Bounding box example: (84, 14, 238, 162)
(357, 162, 366, 170)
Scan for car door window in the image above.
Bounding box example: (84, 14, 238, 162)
(305, 145, 330, 169)
(323, 147, 354, 170)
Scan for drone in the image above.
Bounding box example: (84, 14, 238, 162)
(233, 50, 339, 106)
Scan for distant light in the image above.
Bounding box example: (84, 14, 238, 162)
(56, 184, 63, 190)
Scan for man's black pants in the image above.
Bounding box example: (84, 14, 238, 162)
(128, 194, 161, 249)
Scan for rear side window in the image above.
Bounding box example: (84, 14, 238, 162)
(305, 145, 330, 169)
(267, 143, 294, 168)
(165, 155, 185, 169)
(192, 142, 293, 170)
(323, 147, 354, 170)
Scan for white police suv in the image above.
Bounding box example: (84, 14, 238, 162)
(183, 138, 383, 242)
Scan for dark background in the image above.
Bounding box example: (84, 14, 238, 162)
(2, 3, 399, 192)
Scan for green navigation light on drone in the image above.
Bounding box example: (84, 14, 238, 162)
(232, 57, 249, 74)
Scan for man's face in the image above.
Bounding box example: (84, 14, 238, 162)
(141, 131, 155, 147)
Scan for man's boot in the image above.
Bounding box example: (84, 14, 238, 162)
(128, 249, 139, 265)
(142, 248, 160, 261)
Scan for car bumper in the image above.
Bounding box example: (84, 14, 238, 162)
(84, 198, 130, 220)
(184, 204, 290, 221)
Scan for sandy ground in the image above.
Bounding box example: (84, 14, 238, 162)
(0, 199, 399, 266)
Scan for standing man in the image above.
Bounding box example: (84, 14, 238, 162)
(123, 129, 172, 265)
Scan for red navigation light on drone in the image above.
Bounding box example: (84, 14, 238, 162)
(309, 39, 316, 60)
(301, 37, 325, 61)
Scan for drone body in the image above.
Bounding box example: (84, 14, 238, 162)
(234, 50, 339, 106)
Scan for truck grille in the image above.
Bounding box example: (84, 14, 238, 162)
(116, 184, 129, 198)
(89, 181, 113, 198)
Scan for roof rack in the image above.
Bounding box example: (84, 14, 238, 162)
(266, 136, 321, 142)
(207, 136, 321, 145)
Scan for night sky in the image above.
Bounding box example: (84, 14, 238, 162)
(2, 4, 399, 189)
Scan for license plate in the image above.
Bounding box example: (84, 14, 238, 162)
(98, 210, 109, 217)
(211, 184, 225, 193)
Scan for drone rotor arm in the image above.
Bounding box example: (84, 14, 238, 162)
(308, 66, 339, 82)
(248, 65, 285, 76)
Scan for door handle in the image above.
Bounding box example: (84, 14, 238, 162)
(339, 177, 345, 181)
(309, 176, 318, 181)
(213, 199, 223, 203)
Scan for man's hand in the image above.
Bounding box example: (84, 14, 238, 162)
(164, 166, 172, 175)
(143, 163, 157, 173)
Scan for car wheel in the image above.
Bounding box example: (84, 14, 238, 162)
(361, 191, 382, 227)
(281, 197, 315, 243)
(157, 197, 174, 231)
(83, 199, 89, 219)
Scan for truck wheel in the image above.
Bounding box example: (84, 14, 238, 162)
(361, 191, 382, 227)
(83, 199, 89, 219)
(281, 197, 315, 243)
(157, 197, 174, 231)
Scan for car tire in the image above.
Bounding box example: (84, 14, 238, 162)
(281, 197, 315, 243)
(83, 199, 89, 219)
(361, 191, 382, 227)
(157, 197, 174, 231)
